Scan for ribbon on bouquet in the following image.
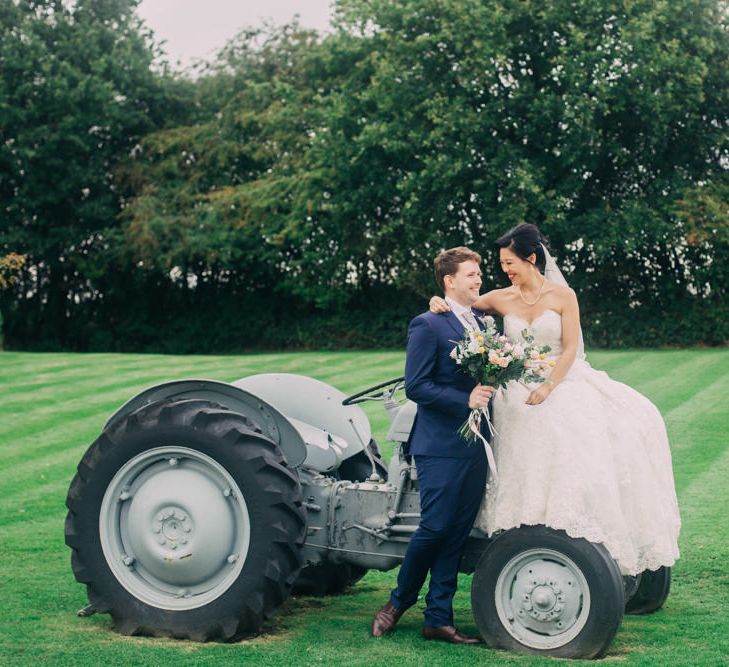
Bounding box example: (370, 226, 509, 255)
(467, 407, 498, 480)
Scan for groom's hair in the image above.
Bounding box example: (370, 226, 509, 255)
(434, 247, 482, 292)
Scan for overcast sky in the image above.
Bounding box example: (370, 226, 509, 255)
(137, 0, 334, 69)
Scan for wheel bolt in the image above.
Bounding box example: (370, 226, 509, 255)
(119, 491, 131, 501)
(223, 488, 232, 497)
(169, 458, 178, 466)
(227, 553, 238, 564)
(122, 556, 135, 566)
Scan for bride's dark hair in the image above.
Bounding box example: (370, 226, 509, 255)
(495, 223, 550, 272)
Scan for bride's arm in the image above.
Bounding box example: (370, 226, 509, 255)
(526, 289, 580, 405)
(429, 290, 501, 314)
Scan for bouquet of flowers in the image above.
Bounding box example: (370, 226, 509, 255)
(450, 316, 553, 445)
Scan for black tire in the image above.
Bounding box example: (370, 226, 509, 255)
(337, 439, 388, 482)
(292, 562, 368, 596)
(625, 567, 671, 615)
(471, 526, 624, 659)
(65, 398, 306, 641)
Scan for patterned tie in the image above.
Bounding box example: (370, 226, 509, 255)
(463, 310, 480, 330)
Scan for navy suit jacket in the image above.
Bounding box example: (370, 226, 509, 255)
(405, 310, 486, 459)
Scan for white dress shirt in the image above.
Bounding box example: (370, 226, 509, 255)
(445, 296, 480, 331)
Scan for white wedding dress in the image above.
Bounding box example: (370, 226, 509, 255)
(476, 309, 681, 576)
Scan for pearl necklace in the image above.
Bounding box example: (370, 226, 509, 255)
(519, 275, 545, 305)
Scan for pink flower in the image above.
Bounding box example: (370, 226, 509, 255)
(530, 350, 540, 360)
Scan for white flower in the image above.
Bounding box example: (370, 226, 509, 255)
(512, 344, 524, 357)
(450, 347, 458, 360)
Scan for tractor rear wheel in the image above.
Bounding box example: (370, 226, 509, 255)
(65, 399, 306, 641)
(337, 439, 388, 482)
(471, 526, 624, 659)
(292, 562, 367, 596)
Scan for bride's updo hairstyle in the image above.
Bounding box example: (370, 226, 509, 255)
(495, 223, 549, 272)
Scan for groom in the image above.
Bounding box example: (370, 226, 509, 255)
(370, 246, 493, 644)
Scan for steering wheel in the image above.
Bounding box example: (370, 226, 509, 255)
(342, 376, 406, 405)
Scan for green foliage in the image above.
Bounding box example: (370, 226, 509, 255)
(0, 0, 193, 346)
(1, 1, 727, 351)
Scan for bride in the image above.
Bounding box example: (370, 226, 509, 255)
(430, 223, 680, 576)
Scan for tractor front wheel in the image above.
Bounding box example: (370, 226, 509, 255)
(471, 526, 624, 659)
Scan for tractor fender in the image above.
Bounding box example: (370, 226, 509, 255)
(103, 379, 307, 467)
(233, 374, 372, 460)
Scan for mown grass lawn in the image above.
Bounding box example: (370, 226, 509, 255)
(1, 349, 728, 666)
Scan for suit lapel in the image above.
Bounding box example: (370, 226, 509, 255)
(444, 311, 466, 339)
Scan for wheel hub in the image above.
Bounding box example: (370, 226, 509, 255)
(494, 548, 591, 649)
(157, 507, 191, 544)
(100, 446, 251, 610)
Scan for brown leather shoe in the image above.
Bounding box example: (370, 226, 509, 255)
(371, 601, 405, 637)
(422, 625, 483, 644)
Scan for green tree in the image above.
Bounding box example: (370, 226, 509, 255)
(0, 0, 192, 348)
(284, 0, 727, 344)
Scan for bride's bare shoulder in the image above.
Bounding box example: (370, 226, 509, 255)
(545, 281, 576, 298)
(476, 287, 517, 314)
(545, 282, 578, 312)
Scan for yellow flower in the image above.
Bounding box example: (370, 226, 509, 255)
(539, 353, 546, 360)
(549, 360, 556, 367)
(477, 335, 484, 343)
(478, 347, 485, 353)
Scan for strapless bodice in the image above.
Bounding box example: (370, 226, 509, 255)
(503, 309, 563, 355)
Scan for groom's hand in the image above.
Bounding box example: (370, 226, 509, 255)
(469, 384, 494, 409)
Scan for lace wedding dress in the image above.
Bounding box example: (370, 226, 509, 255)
(476, 309, 681, 575)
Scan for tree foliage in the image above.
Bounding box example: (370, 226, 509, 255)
(1, 0, 727, 351)
(0, 0, 192, 347)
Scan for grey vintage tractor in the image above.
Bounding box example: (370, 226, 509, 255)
(65, 373, 671, 659)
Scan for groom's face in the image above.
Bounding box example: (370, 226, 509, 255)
(444, 260, 482, 307)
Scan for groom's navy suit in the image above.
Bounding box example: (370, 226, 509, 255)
(390, 309, 488, 628)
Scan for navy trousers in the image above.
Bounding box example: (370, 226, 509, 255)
(390, 453, 487, 627)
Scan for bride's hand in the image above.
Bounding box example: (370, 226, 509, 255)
(526, 383, 553, 406)
(429, 296, 449, 313)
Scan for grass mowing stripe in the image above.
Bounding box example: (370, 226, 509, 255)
(0, 357, 252, 410)
(618, 353, 728, 412)
(0, 353, 279, 395)
(665, 381, 728, 495)
(587, 349, 660, 376)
